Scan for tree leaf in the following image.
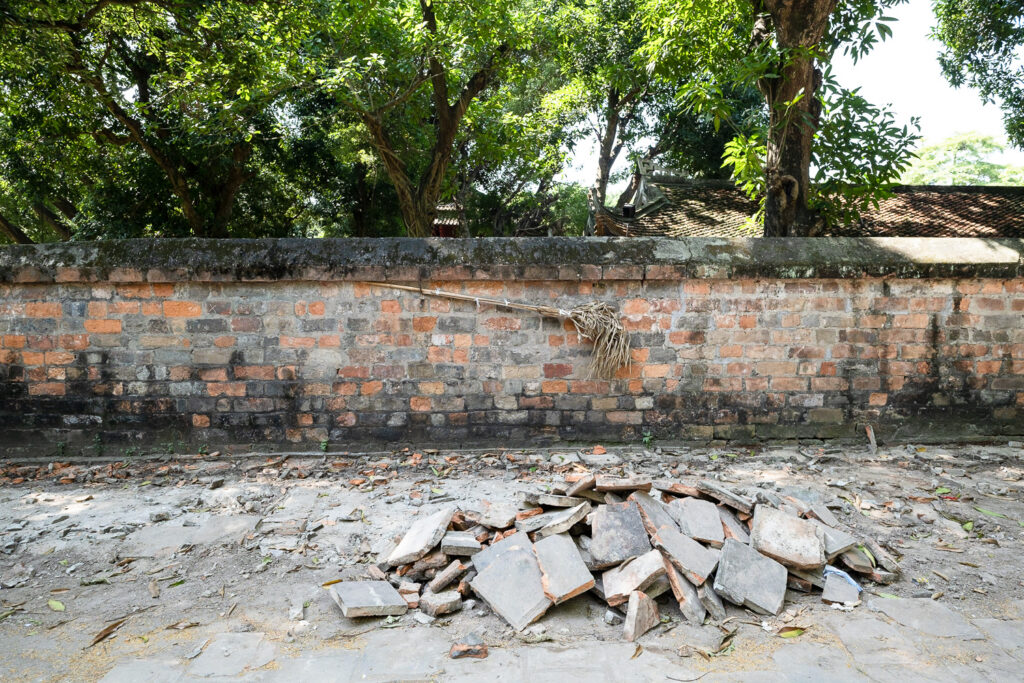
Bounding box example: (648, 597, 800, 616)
(777, 626, 805, 638)
(974, 506, 1007, 518)
(88, 618, 127, 647)
(47, 600, 65, 612)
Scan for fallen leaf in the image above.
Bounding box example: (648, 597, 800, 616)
(88, 618, 126, 648)
(631, 644, 643, 659)
(47, 600, 65, 612)
(777, 626, 805, 638)
(321, 579, 342, 587)
(934, 486, 951, 495)
(974, 506, 1007, 518)
(962, 521, 974, 531)
(876, 592, 900, 599)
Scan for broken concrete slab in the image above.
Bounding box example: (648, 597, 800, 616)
(579, 450, 623, 467)
(428, 559, 469, 593)
(533, 533, 595, 604)
(186, 632, 276, 678)
(669, 497, 725, 547)
(329, 581, 409, 618)
(479, 501, 517, 529)
(713, 539, 787, 616)
(589, 501, 651, 569)
(662, 553, 707, 625)
(623, 591, 659, 642)
(534, 502, 591, 540)
(652, 480, 702, 497)
(386, 506, 456, 566)
(471, 532, 526, 574)
(652, 526, 719, 586)
(698, 582, 727, 621)
(750, 505, 826, 570)
(515, 508, 573, 534)
(807, 518, 857, 559)
(718, 506, 750, 544)
(420, 589, 463, 617)
(602, 549, 667, 606)
(838, 546, 874, 574)
(789, 567, 825, 590)
(822, 573, 860, 605)
(520, 491, 588, 508)
(697, 480, 754, 514)
(806, 502, 841, 528)
(470, 543, 552, 631)
(566, 474, 596, 497)
(595, 475, 653, 492)
(441, 531, 482, 556)
(629, 491, 678, 536)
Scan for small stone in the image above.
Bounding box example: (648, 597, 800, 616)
(712, 539, 787, 616)
(604, 608, 624, 625)
(669, 498, 725, 547)
(698, 582, 727, 621)
(429, 560, 469, 593)
(441, 532, 482, 556)
(149, 511, 170, 522)
(450, 633, 488, 659)
(750, 505, 826, 570)
(386, 506, 456, 566)
(697, 481, 754, 514)
(534, 502, 591, 540)
(589, 501, 652, 569)
(595, 475, 653, 492)
(329, 581, 408, 618)
(652, 527, 719, 585)
(420, 590, 463, 617)
(289, 603, 304, 621)
(207, 478, 225, 490)
(411, 549, 449, 573)
(398, 581, 421, 609)
(623, 591, 659, 642)
(602, 549, 667, 606)
(821, 573, 861, 605)
(413, 611, 436, 625)
(533, 533, 595, 604)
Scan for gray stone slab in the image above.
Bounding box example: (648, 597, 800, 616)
(441, 531, 482, 556)
(471, 543, 551, 631)
(698, 582, 727, 621)
(515, 509, 569, 533)
(589, 501, 651, 569)
(662, 553, 707, 625)
(579, 450, 623, 466)
(808, 518, 857, 559)
(386, 506, 455, 566)
(822, 573, 861, 605)
(669, 497, 725, 547)
(750, 505, 826, 570)
(652, 526, 719, 585)
(697, 480, 754, 513)
(595, 475, 653, 492)
(869, 598, 984, 639)
(807, 502, 841, 527)
(533, 533, 595, 604)
(623, 590, 659, 642)
(329, 581, 408, 618)
(718, 506, 750, 544)
(99, 660, 184, 683)
(186, 632, 276, 678)
(566, 474, 596, 497)
(601, 549, 667, 606)
(713, 538, 787, 616)
(479, 501, 517, 529)
(472, 532, 526, 574)
(534, 502, 591, 539)
(629, 491, 678, 536)
(519, 491, 588, 508)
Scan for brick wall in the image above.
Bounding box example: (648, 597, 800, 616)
(1, 237, 1022, 454)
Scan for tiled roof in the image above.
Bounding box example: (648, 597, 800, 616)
(595, 181, 1024, 238)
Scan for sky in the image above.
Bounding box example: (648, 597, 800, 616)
(562, 0, 1019, 188)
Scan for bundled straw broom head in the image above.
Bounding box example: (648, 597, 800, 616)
(567, 301, 631, 378)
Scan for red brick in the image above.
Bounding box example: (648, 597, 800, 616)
(544, 363, 573, 378)
(308, 301, 326, 316)
(483, 317, 520, 331)
(28, 382, 65, 396)
(164, 301, 202, 317)
(414, 316, 438, 332)
(84, 319, 122, 334)
(193, 414, 211, 428)
(381, 300, 401, 314)
(623, 299, 650, 315)
(771, 377, 808, 391)
(869, 393, 888, 406)
(542, 380, 567, 393)
(361, 380, 384, 395)
(280, 336, 315, 348)
(669, 331, 705, 345)
(26, 302, 61, 318)
(2, 335, 26, 349)
(892, 314, 929, 328)
(200, 368, 228, 381)
(569, 380, 610, 393)
(410, 396, 432, 411)
(208, 382, 245, 397)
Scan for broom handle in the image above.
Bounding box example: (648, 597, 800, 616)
(364, 281, 566, 318)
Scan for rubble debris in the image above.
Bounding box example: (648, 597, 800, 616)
(750, 505, 826, 570)
(629, 491, 678, 536)
(602, 549, 667, 606)
(566, 474, 597, 497)
(807, 518, 857, 560)
(520, 492, 587, 508)
(718, 507, 750, 544)
(669, 498, 725, 547)
(533, 533, 595, 604)
(441, 532, 482, 556)
(450, 633, 488, 659)
(697, 583, 727, 622)
(713, 539, 787, 616)
(420, 589, 463, 617)
(398, 581, 421, 609)
(428, 560, 469, 593)
(652, 480, 702, 497)
(386, 506, 456, 566)
(623, 591, 659, 642)
(589, 501, 651, 569)
(533, 502, 591, 540)
(329, 581, 408, 618)
(479, 502, 517, 529)
(652, 527, 719, 586)
(696, 480, 754, 514)
(595, 475, 653, 492)
(662, 555, 707, 625)
(470, 543, 551, 631)
(838, 546, 874, 574)
(822, 570, 861, 606)
(471, 533, 523, 574)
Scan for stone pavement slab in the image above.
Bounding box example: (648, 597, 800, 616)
(186, 632, 276, 678)
(869, 597, 985, 639)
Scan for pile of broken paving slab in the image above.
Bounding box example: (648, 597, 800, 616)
(328, 474, 902, 648)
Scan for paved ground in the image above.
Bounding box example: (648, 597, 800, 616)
(1, 441, 1023, 682)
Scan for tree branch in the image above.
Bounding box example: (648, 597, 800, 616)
(0, 212, 34, 244)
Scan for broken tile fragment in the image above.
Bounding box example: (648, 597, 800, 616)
(566, 474, 596, 497)
(821, 572, 861, 606)
(472, 532, 525, 574)
(806, 502, 840, 528)
(697, 480, 754, 514)
(669, 497, 725, 547)
(807, 518, 857, 559)
(470, 543, 551, 631)
(329, 581, 408, 618)
(449, 633, 488, 659)
(662, 553, 707, 625)
(629, 491, 678, 536)
(589, 501, 651, 569)
(534, 502, 591, 540)
(595, 475, 653, 492)
(515, 508, 571, 534)
(420, 589, 463, 617)
(602, 549, 667, 606)
(750, 505, 826, 570)
(838, 546, 874, 574)
(652, 480, 702, 497)
(533, 533, 595, 604)
(519, 491, 587, 508)
(623, 591, 659, 642)
(652, 526, 719, 585)
(479, 502, 517, 529)
(712, 539, 787, 616)
(698, 582, 727, 621)
(429, 559, 469, 593)
(441, 531, 482, 556)
(386, 506, 456, 566)
(718, 506, 750, 544)
(398, 581, 421, 609)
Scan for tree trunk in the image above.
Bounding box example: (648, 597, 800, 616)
(0, 212, 34, 244)
(757, 0, 835, 237)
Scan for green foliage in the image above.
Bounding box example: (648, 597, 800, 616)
(902, 133, 1024, 185)
(934, 0, 1024, 147)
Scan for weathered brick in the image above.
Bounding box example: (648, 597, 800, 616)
(164, 301, 202, 317)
